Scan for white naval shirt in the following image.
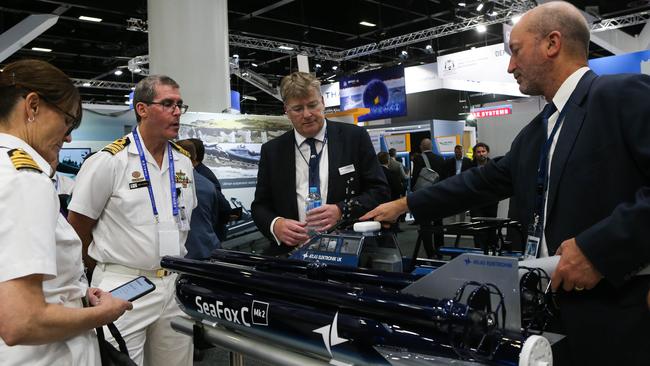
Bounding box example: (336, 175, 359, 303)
(0, 133, 99, 366)
(68, 127, 197, 270)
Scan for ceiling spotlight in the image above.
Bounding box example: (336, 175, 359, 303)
(315, 63, 322, 69)
(233, 54, 239, 58)
(31, 47, 52, 52)
(82, 82, 91, 87)
(476, 2, 484, 11)
(512, 15, 522, 24)
(114, 69, 123, 76)
(79, 15, 102, 22)
(133, 67, 142, 73)
(489, 11, 497, 16)
(476, 24, 487, 33)
(124, 94, 130, 97)
(425, 44, 434, 54)
(251, 62, 258, 67)
(458, 2, 466, 6)
(124, 101, 131, 105)
(278, 45, 294, 51)
(399, 50, 409, 60)
(332, 65, 338, 71)
(359, 21, 376, 27)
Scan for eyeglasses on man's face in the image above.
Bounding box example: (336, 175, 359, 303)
(286, 100, 322, 115)
(142, 99, 189, 114)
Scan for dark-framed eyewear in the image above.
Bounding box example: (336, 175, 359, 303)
(142, 100, 189, 114)
(38, 94, 81, 136)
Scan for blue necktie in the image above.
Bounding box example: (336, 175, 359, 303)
(533, 102, 559, 255)
(541, 102, 557, 126)
(305, 138, 320, 194)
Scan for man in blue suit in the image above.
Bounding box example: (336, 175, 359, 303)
(176, 139, 230, 259)
(362, 2, 649, 364)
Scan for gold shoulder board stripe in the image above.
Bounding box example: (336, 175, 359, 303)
(7, 148, 43, 173)
(102, 136, 130, 155)
(170, 141, 190, 158)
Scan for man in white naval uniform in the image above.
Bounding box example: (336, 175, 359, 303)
(68, 74, 197, 366)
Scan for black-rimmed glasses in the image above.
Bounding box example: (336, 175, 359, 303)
(142, 99, 189, 114)
(38, 94, 81, 136)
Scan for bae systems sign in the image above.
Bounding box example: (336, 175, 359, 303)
(470, 104, 512, 119)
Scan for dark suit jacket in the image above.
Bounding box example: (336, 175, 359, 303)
(407, 71, 650, 364)
(252, 120, 390, 255)
(382, 165, 403, 200)
(443, 156, 472, 179)
(411, 151, 445, 189)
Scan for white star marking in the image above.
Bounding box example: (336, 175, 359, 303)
(313, 311, 349, 356)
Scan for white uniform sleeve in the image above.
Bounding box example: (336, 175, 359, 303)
(68, 152, 116, 220)
(189, 168, 198, 210)
(0, 172, 57, 282)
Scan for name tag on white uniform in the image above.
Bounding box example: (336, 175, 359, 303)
(157, 221, 180, 256)
(338, 164, 355, 175)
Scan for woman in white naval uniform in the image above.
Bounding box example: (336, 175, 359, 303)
(0, 59, 132, 365)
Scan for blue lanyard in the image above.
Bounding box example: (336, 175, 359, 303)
(132, 127, 179, 222)
(534, 107, 567, 224)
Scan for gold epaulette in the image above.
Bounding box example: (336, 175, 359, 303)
(102, 136, 130, 155)
(7, 148, 43, 173)
(170, 141, 190, 158)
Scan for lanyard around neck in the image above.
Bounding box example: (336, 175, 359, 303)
(132, 127, 179, 222)
(533, 106, 568, 223)
(295, 131, 328, 167)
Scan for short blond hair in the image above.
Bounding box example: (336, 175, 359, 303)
(279, 72, 321, 102)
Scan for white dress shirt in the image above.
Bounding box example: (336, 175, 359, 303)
(539, 66, 590, 257)
(270, 121, 329, 243)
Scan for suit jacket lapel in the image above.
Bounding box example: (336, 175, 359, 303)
(326, 121, 341, 203)
(547, 70, 597, 216)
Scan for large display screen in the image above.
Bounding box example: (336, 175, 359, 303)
(339, 65, 407, 122)
(58, 147, 91, 170)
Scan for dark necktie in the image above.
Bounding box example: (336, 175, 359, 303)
(541, 102, 557, 126)
(534, 102, 559, 256)
(305, 138, 320, 194)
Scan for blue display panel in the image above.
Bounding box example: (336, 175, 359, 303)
(339, 65, 407, 122)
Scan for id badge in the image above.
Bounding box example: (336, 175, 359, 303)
(524, 235, 541, 260)
(157, 221, 180, 256)
(175, 207, 190, 231)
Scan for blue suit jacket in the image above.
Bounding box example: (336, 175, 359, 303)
(185, 169, 224, 260)
(407, 70, 650, 364)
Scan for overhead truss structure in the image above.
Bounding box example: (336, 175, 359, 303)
(72, 78, 135, 90)
(591, 11, 650, 32)
(128, 0, 648, 76)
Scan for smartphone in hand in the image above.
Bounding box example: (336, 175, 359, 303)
(109, 276, 156, 302)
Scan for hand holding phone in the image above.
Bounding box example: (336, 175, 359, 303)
(109, 276, 156, 302)
(87, 288, 133, 324)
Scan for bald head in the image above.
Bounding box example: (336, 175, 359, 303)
(420, 138, 433, 152)
(521, 1, 590, 60)
(507, 1, 590, 99)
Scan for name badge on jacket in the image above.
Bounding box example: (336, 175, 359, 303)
(338, 164, 355, 176)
